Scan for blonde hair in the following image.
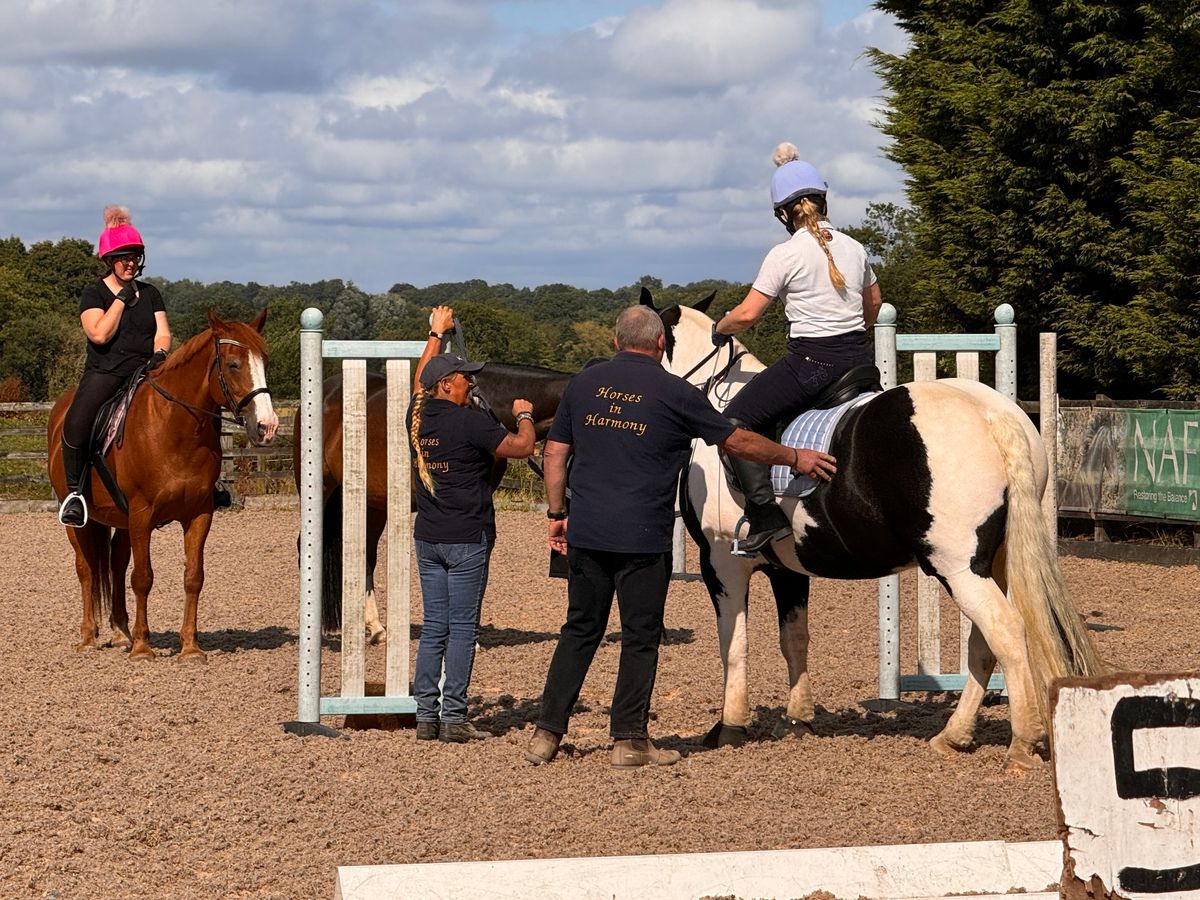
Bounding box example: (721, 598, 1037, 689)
(788, 196, 845, 292)
(409, 388, 436, 495)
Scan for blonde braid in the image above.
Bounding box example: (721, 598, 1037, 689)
(794, 197, 846, 291)
(409, 388, 436, 495)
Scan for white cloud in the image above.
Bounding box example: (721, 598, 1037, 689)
(0, 0, 907, 291)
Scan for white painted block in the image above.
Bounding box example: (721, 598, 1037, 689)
(1053, 673, 1200, 898)
(333, 839, 1061, 900)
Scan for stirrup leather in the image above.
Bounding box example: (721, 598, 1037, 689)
(57, 491, 89, 528)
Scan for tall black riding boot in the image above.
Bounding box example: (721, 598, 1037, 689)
(727, 423, 792, 556)
(58, 440, 90, 528)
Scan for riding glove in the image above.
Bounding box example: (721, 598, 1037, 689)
(711, 323, 733, 348)
(147, 349, 168, 371)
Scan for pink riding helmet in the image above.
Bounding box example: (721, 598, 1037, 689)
(96, 205, 144, 259)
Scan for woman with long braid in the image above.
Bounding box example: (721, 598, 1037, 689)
(407, 305, 535, 743)
(714, 142, 883, 555)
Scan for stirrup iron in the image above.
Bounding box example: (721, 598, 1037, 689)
(58, 491, 89, 528)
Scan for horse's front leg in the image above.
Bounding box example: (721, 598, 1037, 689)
(700, 548, 754, 748)
(106, 528, 132, 649)
(127, 517, 156, 661)
(179, 512, 214, 662)
(764, 566, 814, 738)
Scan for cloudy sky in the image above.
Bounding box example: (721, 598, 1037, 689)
(1, 0, 906, 293)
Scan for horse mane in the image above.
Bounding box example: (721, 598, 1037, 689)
(481, 361, 572, 377)
(156, 317, 268, 375)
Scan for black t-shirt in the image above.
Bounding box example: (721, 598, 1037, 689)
(407, 398, 510, 544)
(548, 351, 736, 553)
(79, 278, 165, 375)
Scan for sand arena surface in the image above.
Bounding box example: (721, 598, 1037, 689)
(2, 508, 1197, 897)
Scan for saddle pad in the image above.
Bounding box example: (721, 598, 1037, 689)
(99, 373, 145, 456)
(770, 392, 878, 497)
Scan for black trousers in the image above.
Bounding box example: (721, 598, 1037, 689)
(723, 331, 873, 431)
(536, 547, 671, 740)
(63, 369, 128, 449)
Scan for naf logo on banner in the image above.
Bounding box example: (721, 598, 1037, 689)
(1053, 674, 1200, 899)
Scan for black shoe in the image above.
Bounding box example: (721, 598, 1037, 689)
(415, 721, 440, 741)
(734, 503, 793, 556)
(439, 722, 490, 743)
(57, 493, 88, 528)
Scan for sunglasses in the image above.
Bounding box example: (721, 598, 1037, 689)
(111, 254, 143, 267)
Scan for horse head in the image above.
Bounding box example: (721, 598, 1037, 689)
(205, 309, 279, 446)
(639, 289, 726, 377)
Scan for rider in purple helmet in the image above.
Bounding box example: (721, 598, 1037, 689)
(712, 143, 884, 555)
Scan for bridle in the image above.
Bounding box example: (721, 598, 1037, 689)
(148, 335, 271, 427)
(679, 339, 745, 400)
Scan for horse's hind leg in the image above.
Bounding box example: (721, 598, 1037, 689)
(939, 570, 1043, 773)
(363, 507, 387, 645)
(764, 566, 814, 738)
(106, 529, 132, 649)
(67, 524, 101, 651)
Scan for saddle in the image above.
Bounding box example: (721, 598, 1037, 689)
(722, 364, 883, 499)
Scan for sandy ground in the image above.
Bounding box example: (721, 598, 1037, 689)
(2, 508, 1197, 898)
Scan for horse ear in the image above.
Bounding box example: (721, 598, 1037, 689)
(250, 308, 268, 333)
(639, 287, 657, 310)
(206, 309, 224, 330)
(691, 291, 716, 315)
(659, 304, 681, 330)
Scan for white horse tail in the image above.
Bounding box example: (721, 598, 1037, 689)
(985, 407, 1108, 723)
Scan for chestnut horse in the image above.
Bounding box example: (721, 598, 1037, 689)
(47, 311, 278, 661)
(647, 293, 1106, 772)
(298, 362, 572, 641)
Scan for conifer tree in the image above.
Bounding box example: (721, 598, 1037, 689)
(872, 0, 1200, 398)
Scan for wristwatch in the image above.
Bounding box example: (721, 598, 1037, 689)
(546, 510, 567, 520)
(428, 331, 444, 339)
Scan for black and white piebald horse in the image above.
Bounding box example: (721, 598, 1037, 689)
(646, 293, 1105, 772)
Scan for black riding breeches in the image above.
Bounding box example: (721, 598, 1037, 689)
(63, 369, 127, 449)
(723, 331, 873, 432)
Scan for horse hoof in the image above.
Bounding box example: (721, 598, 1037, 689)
(930, 733, 971, 758)
(75, 638, 99, 652)
(701, 721, 750, 749)
(771, 715, 814, 740)
(178, 647, 208, 664)
(1003, 749, 1044, 774)
(128, 644, 156, 662)
(367, 627, 387, 646)
(105, 632, 132, 650)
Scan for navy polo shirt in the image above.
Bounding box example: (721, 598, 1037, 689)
(548, 351, 735, 553)
(406, 398, 509, 544)
(79, 278, 165, 375)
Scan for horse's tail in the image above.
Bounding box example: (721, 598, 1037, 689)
(986, 408, 1108, 723)
(321, 487, 344, 633)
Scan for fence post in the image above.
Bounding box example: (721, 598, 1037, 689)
(284, 307, 336, 735)
(874, 304, 900, 702)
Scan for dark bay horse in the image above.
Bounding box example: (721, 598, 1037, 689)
(47, 311, 278, 661)
(297, 362, 572, 641)
(648, 294, 1105, 772)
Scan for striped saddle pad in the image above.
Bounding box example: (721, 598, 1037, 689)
(769, 392, 878, 497)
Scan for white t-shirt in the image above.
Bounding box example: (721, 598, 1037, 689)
(752, 221, 878, 338)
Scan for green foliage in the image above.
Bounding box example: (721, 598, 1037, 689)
(0, 312, 73, 400)
(871, 0, 1200, 398)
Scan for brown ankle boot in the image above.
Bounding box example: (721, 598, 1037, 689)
(523, 727, 562, 765)
(611, 738, 681, 769)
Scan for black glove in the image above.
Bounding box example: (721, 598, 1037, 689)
(711, 323, 733, 348)
(147, 349, 168, 371)
(117, 285, 139, 307)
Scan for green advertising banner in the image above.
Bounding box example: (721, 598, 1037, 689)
(1123, 409, 1200, 521)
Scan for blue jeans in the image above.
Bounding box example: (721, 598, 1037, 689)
(414, 535, 493, 724)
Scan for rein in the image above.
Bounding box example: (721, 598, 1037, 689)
(681, 341, 746, 398)
(146, 336, 271, 428)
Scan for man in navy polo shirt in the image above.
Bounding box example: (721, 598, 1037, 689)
(525, 305, 835, 768)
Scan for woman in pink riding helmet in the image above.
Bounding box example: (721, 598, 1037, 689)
(56, 206, 172, 527)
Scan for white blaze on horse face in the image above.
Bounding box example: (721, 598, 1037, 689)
(244, 352, 278, 445)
